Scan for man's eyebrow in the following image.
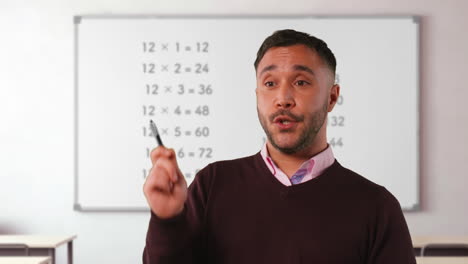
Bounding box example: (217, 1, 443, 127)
(259, 65, 277, 76)
(258, 64, 316, 76)
(293, 65, 315, 76)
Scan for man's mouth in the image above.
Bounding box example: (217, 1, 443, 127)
(273, 115, 298, 129)
(273, 115, 295, 123)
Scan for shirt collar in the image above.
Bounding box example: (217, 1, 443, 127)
(260, 142, 334, 177)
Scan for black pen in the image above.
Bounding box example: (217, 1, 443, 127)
(149, 119, 164, 146)
(150, 119, 176, 190)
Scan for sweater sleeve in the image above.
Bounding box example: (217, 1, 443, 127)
(142, 166, 211, 264)
(366, 187, 416, 264)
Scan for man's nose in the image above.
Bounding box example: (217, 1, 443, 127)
(276, 85, 296, 109)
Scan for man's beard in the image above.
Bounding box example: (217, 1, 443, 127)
(257, 98, 328, 154)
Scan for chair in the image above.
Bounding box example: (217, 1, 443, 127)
(421, 243, 468, 256)
(0, 243, 30, 256)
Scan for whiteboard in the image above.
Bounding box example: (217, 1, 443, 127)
(74, 15, 420, 211)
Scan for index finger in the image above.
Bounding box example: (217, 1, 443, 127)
(150, 146, 169, 165)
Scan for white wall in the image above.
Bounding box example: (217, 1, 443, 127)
(0, 0, 467, 263)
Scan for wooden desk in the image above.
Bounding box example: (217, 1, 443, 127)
(0, 235, 76, 264)
(416, 257, 468, 264)
(0, 257, 51, 264)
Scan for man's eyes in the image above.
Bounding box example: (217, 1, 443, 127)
(295, 80, 310, 86)
(263, 80, 310, 87)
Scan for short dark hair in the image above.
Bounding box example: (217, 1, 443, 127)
(254, 29, 337, 74)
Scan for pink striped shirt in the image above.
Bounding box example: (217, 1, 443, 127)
(260, 143, 335, 186)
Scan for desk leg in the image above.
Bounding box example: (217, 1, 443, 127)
(68, 241, 73, 264)
(48, 248, 56, 264)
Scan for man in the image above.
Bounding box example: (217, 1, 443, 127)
(143, 29, 416, 263)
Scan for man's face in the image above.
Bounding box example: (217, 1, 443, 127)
(255, 44, 335, 154)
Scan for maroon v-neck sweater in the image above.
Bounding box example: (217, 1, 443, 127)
(143, 152, 416, 264)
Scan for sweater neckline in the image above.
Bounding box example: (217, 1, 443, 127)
(252, 151, 341, 193)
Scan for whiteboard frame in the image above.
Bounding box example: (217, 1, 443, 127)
(73, 14, 421, 212)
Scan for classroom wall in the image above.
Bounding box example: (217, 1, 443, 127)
(0, 0, 467, 263)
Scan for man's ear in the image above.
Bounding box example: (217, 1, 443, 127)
(328, 84, 340, 112)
